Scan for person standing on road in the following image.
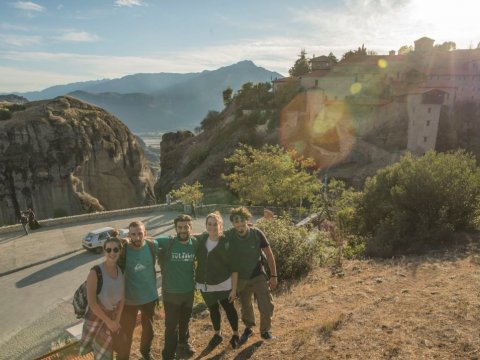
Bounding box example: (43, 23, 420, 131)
(116, 221, 158, 360)
(225, 207, 277, 344)
(19, 212, 29, 235)
(80, 232, 125, 360)
(195, 211, 240, 349)
(156, 214, 198, 360)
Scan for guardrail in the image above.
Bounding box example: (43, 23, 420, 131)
(0, 203, 291, 236)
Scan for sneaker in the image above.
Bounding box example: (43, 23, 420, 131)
(239, 327, 254, 345)
(260, 331, 275, 340)
(229, 335, 239, 349)
(208, 334, 223, 348)
(177, 342, 196, 356)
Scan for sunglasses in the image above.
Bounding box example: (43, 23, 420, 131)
(232, 215, 246, 222)
(105, 247, 120, 253)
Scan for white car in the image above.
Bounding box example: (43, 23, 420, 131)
(82, 227, 129, 253)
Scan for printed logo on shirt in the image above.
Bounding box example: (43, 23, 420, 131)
(134, 263, 147, 272)
(171, 252, 195, 262)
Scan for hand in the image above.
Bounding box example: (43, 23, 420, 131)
(268, 277, 277, 290)
(228, 290, 237, 303)
(106, 319, 120, 333)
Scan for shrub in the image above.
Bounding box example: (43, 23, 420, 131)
(0, 108, 11, 121)
(256, 216, 325, 280)
(355, 150, 480, 256)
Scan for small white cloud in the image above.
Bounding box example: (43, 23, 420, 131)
(114, 0, 144, 7)
(55, 31, 100, 42)
(14, 1, 44, 12)
(0, 33, 41, 46)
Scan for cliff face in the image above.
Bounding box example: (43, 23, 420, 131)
(0, 96, 155, 226)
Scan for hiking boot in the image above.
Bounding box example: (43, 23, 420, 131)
(239, 327, 253, 345)
(229, 334, 240, 349)
(260, 331, 275, 340)
(177, 342, 195, 356)
(208, 334, 223, 348)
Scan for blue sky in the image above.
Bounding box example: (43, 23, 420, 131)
(1, 0, 479, 93)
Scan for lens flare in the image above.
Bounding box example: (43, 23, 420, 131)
(378, 58, 388, 68)
(279, 91, 355, 170)
(350, 82, 362, 95)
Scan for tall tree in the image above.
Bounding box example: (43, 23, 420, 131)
(289, 49, 311, 76)
(327, 52, 338, 64)
(341, 44, 368, 62)
(223, 144, 320, 207)
(170, 181, 204, 206)
(223, 87, 233, 107)
(398, 45, 413, 55)
(435, 41, 456, 51)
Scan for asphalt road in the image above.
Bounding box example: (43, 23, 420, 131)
(0, 209, 217, 360)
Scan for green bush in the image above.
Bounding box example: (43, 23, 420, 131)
(256, 216, 325, 280)
(0, 108, 11, 121)
(356, 150, 480, 256)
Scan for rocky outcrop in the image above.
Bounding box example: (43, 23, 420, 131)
(0, 96, 156, 226)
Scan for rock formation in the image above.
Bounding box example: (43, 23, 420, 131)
(0, 96, 156, 226)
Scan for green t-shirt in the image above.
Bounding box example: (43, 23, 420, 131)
(225, 227, 269, 280)
(124, 240, 159, 305)
(156, 236, 197, 293)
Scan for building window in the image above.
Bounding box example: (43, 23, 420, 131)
(427, 120, 430, 126)
(424, 136, 428, 142)
(428, 107, 431, 113)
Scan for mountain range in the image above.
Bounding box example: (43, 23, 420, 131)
(15, 60, 282, 132)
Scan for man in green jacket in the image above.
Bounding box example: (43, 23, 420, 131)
(225, 207, 277, 344)
(156, 214, 198, 360)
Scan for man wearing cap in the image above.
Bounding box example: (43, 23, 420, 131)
(225, 206, 277, 343)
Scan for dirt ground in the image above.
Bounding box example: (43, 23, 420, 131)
(130, 233, 480, 360)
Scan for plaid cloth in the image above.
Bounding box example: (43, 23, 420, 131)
(79, 308, 116, 360)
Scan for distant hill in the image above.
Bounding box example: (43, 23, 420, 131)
(0, 94, 28, 103)
(15, 61, 283, 132)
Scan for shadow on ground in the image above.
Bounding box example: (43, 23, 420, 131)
(15, 251, 100, 288)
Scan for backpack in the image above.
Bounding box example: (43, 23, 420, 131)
(72, 265, 103, 319)
(251, 227, 271, 279)
(118, 238, 156, 278)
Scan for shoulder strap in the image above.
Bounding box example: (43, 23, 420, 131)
(145, 239, 157, 277)
(92, 265, 102, 294)
(118, 239, 128, 271)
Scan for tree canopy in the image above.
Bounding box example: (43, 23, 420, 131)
(341, 44, 368, 62)
(289, 49, 311, 76)
(170, 181, 204, 205)
(222, 144, 320, 207)
(435, 41, 456, 51)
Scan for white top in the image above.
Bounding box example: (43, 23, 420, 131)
(196, 238, 232, 292)
(97, 263, 124, 311)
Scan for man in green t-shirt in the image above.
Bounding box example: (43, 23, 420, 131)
(117, 220, 158, 360)
(225, 207, 278, 344)
(156, 214, 197, 360)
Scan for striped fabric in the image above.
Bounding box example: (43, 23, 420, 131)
(79, 308, 116, 360)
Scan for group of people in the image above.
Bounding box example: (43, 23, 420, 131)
(19, 208, 40, 235)
(80, 206, 277, 360)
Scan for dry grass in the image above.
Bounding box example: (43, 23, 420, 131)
(130, 235, 480, 360)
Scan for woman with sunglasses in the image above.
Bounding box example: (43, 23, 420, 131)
(195, 211, 240, 349)
(80, 230, 125, 360)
